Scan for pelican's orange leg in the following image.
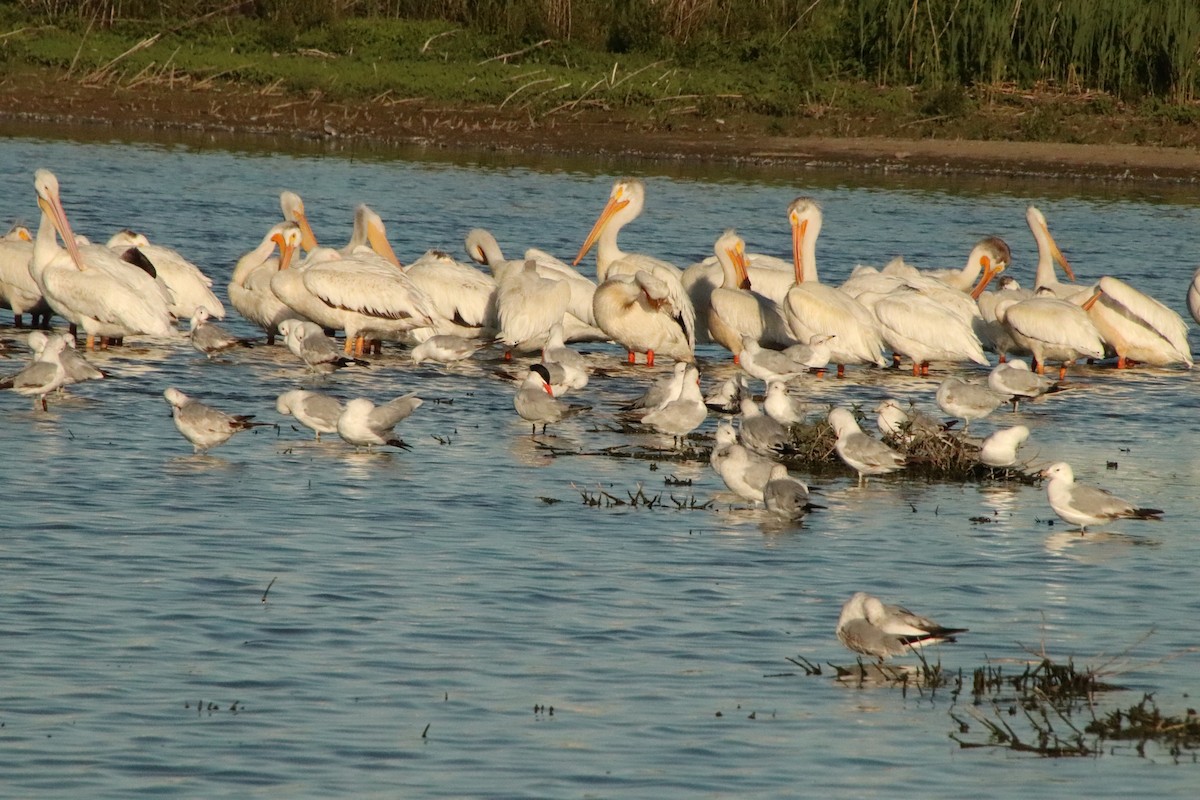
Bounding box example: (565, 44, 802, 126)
(646, 350, 655, 367)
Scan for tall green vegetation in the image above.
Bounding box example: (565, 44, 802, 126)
(7, 0, 1200, 102)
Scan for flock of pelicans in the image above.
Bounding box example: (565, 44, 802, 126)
(0, 168, 1191, 662)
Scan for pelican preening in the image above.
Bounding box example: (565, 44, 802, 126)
(574, 178, 696, 365)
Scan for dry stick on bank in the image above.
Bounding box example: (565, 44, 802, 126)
(479, 39, 553, 66)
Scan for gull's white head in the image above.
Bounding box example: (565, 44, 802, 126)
(163, 387, 190, 408)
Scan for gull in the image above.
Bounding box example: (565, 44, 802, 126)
(514, 363, 589, 434)
(836, 591, 968, 660)
(1041, 462, 1163, 531)
(763, 464, 817, 521)
(703, 373, 750, 415)
(874, 398, 945, 443)
(189, 305, 254, 358)
(709, 421, 780, 504)
(641, 364, 706, 444)
(410, 333, 488, 365)
(738, 396, 792, 456)
(275, 389, 344, 441)
(979, 425, 1030, 468)
(620, 361, 688, 411)
(28, 330, 106, 388)
(279, 319, 369, 373)
(738, 335, 808, 383)
(1, 333, 70, 410)
(935, 376, 1007, 431)
(163, 387, 270, 452)
(828, 407, 907, 484)
(336, 394, 422, 450)
(763, 380, 806, 425)
(987, 359, 1062, 411)
(780, 333, 835, 372)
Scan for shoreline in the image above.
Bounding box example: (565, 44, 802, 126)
(3, 71, 1200, 183)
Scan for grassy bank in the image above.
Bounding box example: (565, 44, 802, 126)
(3, 1, 1200, 147)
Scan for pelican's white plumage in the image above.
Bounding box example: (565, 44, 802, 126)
(0, 226, 48, 327)
(106, 229, 225, 320)
(1188, 266, 1200, 326)
(403, 249, 496, 339)
(574, 178, 696, 365)
(1086, 275, 1191, 368)
(782, 198, 888, 375)
(495, 259, 571, 353)
(30, 169, 176, 349)
(999, 289, 1105, 379)
(705, 229, 792, 359)
(229, 221, 303, 344)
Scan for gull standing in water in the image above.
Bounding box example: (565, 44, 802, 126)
(337, 394, 423, 450)
(621, 361, 688, 412)
(987, 359, 1061, 411)
(763, 465, 817, 521)
(828, 407, 907, 485)
(28, 330, 106, 389)
(709, 421, 780, 504)
(1041, 462, 1163, 531)
(189, 305, 255, 358)
(279, 319, 369, 373)
(1, 333, 70, 410)
(935, 376, 1007, 431)
(641, 364, 706, 445)
(163, 387, 270, 452)
(276, 389, 344, 441)
(836, 591, 968, 660)
(763, 380, 806, 426)
(410, 333, 488, 365)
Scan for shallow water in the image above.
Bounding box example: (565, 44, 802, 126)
(1, 129, 1199, 798)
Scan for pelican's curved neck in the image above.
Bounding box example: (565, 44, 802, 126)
(1031, 223, 1058, 289)
(595, 226, 626, 284)
(231, 235, 277, 286)
(30, 205, 60, 281)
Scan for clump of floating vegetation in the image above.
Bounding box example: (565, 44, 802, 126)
(571, 482, 713, 510)
(785, 651, 962, 699)
(952, 655, 1200, 759)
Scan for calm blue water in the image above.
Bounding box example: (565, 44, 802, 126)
(1, 129, 1199, 798)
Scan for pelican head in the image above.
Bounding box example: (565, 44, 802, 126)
(280, 190, 318, 252)
(714, 229, 750, 289)
(270, 221, 302, 270)
(573, 177, 646, 267)
(1025, 206, 1074, 282)
(33, 168, 87, 271)
(464, 228, 503, 266)
(787, 197, 823, 284)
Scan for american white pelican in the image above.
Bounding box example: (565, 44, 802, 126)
(189, 306, 254, 358)
(705, 229, 792, 360)
(1, 332, 69, 411)
(495, 259, 571, 353)
(0, 225, 48, 328)
(682, 239, 796, 344)
(590, 270, 695, 365)
(934, 376, 1007, 430)
(881, 236, 1011, 294)
(337, 394, 422, 450)
(106, 229, 225, 320)
(827, 407, 907, 484)
(979, 425, 1030, 468)
(782, 198, 888, 376)
(274, 247, 436, 354)
(1026, 206, 1083, 298)
(278, 319, 369, 373)
(30, 169, 176, 349)
(999, 289, 1104, 379)
(229, 221, 302, 345)
(163, 387, 270, 452)
(513, 363, 589, 434)
(398, 249, 496, 340)
(861, 285, 990, 375)
(762, 465, 816, 521)
(1085, 275, 1192, 368)
(466, 228, 600, 339)
(709, 420, 780, 504)
(1041, 462, 1163, 531)
(836, 592, 967, 660)
(275, 389, 344, 441)
(1188, 266, 1200, 325)
(975, 275, 1031, 361)
(573, 178, 696, 364)
(641, 364, 706, 444)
